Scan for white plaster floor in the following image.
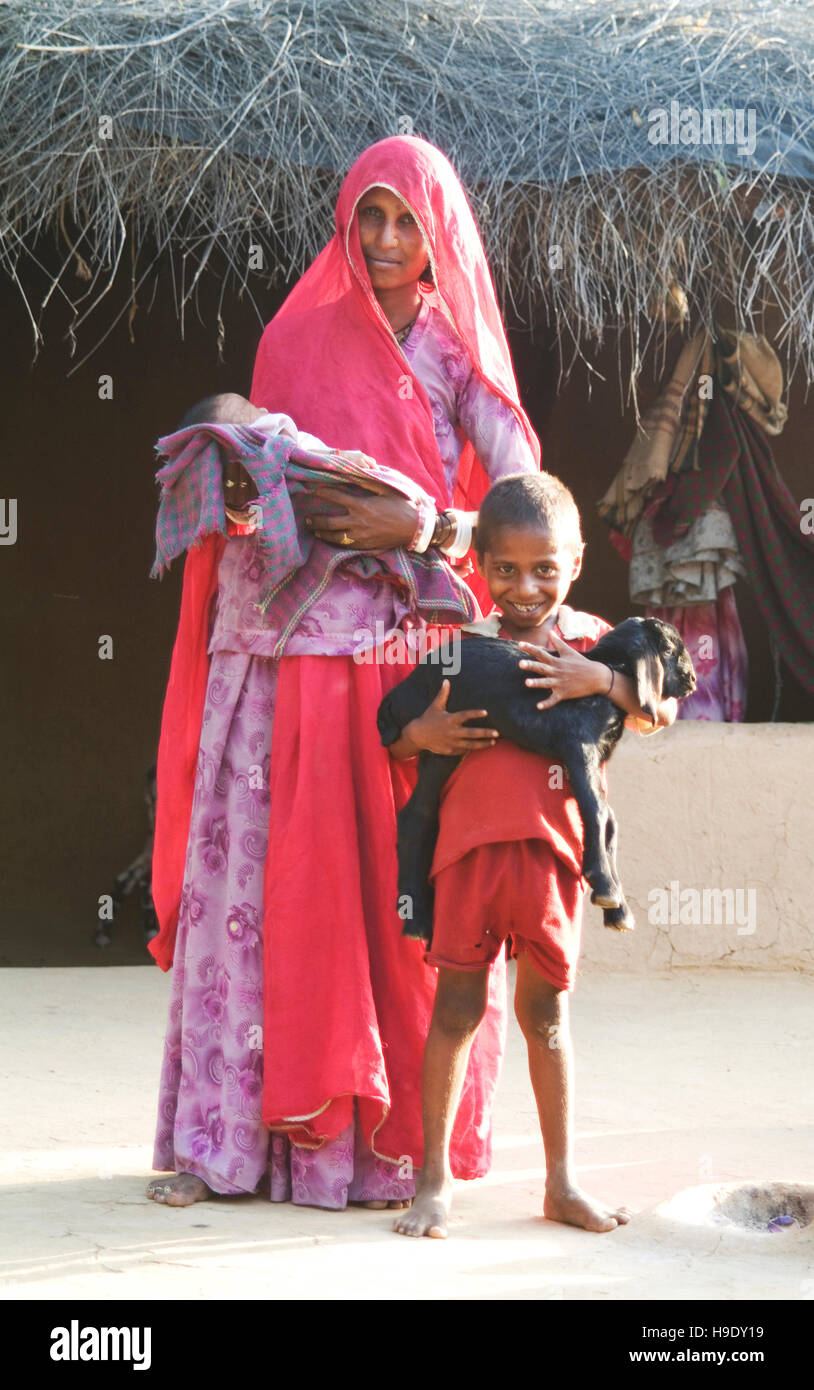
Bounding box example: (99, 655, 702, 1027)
(1, 965, 811, 1301)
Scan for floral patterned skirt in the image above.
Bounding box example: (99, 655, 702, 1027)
(152, 649, 414, 1207)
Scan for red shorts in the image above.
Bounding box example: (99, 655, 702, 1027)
(426, 839, 586, 991)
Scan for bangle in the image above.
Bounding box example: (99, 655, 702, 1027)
(409, 498, 438, 553)
(431, 509, 455, 549)
(605, 666, 615, 696)
(439, 509, 474, 559)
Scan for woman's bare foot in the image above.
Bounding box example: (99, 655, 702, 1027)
(147, 1174, 210, 1207)
(544, 1178, 633, 1233)
(393, 1177, 452, 1238)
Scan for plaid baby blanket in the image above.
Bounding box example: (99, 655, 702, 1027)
(151, 422, 478, 654)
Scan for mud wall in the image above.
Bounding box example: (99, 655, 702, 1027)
(579, 722, 814, 974)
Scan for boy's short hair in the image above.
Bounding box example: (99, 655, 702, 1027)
(178, 392, 260, 430)
(476, 472, 583, 557)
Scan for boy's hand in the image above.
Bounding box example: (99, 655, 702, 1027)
(403, 680, 499, 755)
(518, 634, 676, 730)
(517, 633, 610, 710)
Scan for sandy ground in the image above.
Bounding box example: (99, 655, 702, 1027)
(1, 965, 812, 1301)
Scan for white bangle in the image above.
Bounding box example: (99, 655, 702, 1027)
(410, 500, 438, 553)
(440, 510, 474, 559)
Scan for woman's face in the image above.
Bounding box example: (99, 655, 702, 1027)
(355, 186, 429, 291)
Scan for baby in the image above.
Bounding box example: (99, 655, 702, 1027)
(174, 391, 474, 561)
(177, 392, 333, 528)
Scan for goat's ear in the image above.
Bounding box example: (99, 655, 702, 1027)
(632, 648, 664, 726)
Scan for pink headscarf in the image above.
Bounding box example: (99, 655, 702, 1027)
(251, 135, 540, 511)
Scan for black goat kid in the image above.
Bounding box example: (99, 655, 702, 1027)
(377, 617, 696, 944)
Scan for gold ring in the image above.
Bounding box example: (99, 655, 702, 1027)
(340, 532, 355, 547)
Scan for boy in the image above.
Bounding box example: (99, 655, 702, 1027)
(389, 472, 677, 1238)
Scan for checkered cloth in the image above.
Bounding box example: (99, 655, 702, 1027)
(648, 391, 814, 693)
(151, 422, 478, 654)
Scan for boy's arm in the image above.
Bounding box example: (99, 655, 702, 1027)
(607, 676, 678, 734)
(388, 680, 499, 760)
(388, 723, 425, 760)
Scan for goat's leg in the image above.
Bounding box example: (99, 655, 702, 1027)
(395, 800, 437, 941)
(601, 807, 634, 931)
(564, 751, 620, 909)
(396, 753, 460, 942)
(602, 806, 625, 903)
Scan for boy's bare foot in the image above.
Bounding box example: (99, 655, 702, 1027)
(147, 1174, 210, 1207)
(544, 1179, 632, 1233)
(393, 1177, 452, 1238)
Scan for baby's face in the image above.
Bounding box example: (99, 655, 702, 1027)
(477, 523, 583, 635)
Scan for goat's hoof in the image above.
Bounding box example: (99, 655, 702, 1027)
(603, 904, 635, 932)
(590, 887, 621, 910)
(400, 921, 433, 944)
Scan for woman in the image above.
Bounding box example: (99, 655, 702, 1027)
(147, 136, 540, 1209)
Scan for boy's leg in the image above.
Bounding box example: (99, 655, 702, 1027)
(513, 955, 632, 1232)
(394, 966, 490, 1239)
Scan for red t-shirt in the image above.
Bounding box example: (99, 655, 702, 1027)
(430, 604, 612, 880)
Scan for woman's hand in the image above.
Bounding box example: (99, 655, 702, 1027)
(301, 483, 419, 552)
(388, 680, 499, 759)
(517, 632, 609, 710)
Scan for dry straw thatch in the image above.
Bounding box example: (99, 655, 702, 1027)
(2, 0, 814, 391)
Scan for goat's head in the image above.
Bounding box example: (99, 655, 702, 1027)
(598, 617, 697, 725)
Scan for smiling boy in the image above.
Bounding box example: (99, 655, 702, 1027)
(389, 472, 678, 1239)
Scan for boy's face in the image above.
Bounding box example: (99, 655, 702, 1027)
(476, 523, 583, 637)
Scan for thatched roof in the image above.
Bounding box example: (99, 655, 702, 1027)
(3, 0, 814, 389)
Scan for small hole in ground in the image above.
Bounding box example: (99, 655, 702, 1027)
(711, 1183, 814, 1234)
